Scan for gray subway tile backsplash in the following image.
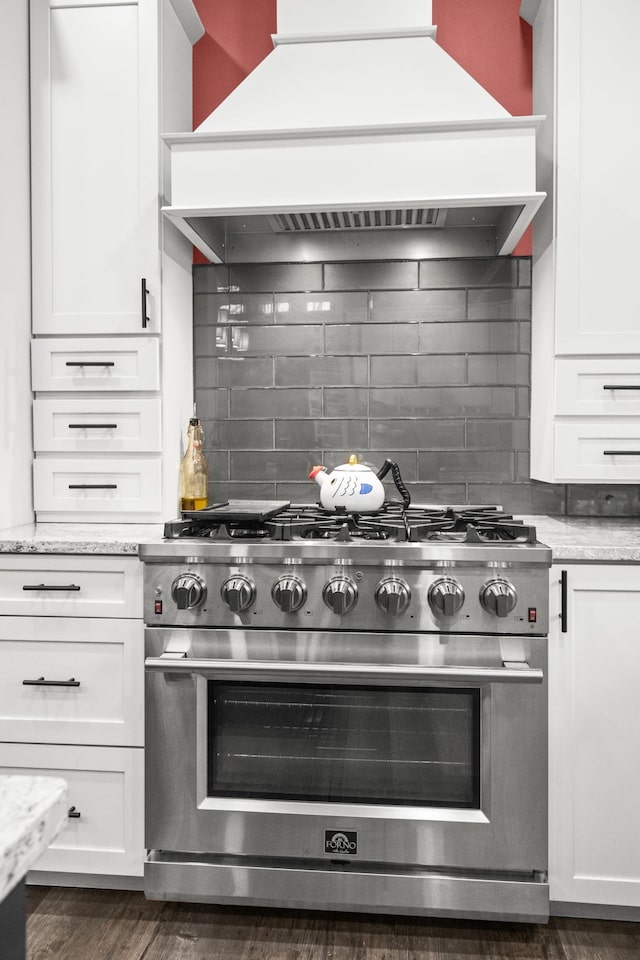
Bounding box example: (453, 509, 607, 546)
(193, 256, 629, 516)
(326, 323, 420, 356)
(369, 290, 466, 322)
(419, 258, 518, 289)
(274, 356, 368, 387)
(276, 419, 369, 450)
(324, 261, 418, 291)
(369, 355, 467, 387)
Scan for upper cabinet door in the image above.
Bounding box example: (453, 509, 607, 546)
(554, 0, 640, 354)
(30, 0, 160, 335)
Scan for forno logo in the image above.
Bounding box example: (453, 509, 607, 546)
(324, 830, 357, 855)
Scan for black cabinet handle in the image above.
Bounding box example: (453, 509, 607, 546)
(22, 583, 81, 592)
(603, 384, 640, 390)
(141, 278, 150, 328)
(68, 484, 118, 490)
(22, 677, 80, 687)
(68, 806, 81, 819)
(560, 570, 568, 634)
(65, 361, 115, 368)
(603, 450, 640, 456)
(68, 423, 118, 430)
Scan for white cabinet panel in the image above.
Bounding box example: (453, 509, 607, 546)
(553, 0, 640, 354)
(30, 0, 159, 334)
(555, 359, 640, 416)
(554, 424, 640, 482)
(33, 397, 162, 453)
(549, 565, 640, 907)
(0, 743, 144, 877)
(530, 0, 640, 481)
(0, 555, 142, 618)
(0, 617, 143, 746)
(31, 337, 160, 392)
(33, 457, 162, 518)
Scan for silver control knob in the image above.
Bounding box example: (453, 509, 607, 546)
(428, 577, 465, 617)
(220, 575, 256, 613)
(322, 577, 358, 615)
(480, 578, 517, 618)
(272, 575, 307, 613)
(375, 577, 411, 616)
(171, 573, 207, 611)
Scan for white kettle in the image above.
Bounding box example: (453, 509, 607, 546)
(309, 455, 386, 513)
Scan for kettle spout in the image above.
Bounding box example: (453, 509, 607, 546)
(309, 464, 328, 489)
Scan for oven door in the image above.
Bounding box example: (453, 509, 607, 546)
(144, 627, 548, 918)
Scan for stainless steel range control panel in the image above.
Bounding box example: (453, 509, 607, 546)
(142, 558, 549, 635)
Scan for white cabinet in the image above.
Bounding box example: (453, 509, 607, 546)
(0, 743, 144, 878)
(29, 0, 202, 520)
(30, 0, 160, 336)
(530, 0, 640, 482)
(0, 553, 145, 879)
(549, 564, 640, 909)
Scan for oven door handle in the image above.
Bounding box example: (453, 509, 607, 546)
(144, 657, 544, 685)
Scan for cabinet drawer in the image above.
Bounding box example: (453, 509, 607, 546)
(0, 555, 142, 618)
(0, 617, 143, 747)
(31, 337, 160, 391)
(555, 423, 640, 481)
(34, 458, 162, 518)
(555, 359, 640, 415)
(33, 397, 162, 453)
(0, 743, 144, 877)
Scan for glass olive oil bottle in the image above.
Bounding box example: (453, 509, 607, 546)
(179, 416, 209, 512)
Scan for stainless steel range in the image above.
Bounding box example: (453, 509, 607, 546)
(140, 500, 551, 922)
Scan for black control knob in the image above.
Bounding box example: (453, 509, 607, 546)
(480, 578, 517, 618)
(428, 577, 465, 617)
(375, 577, 411, 616)
(272, 575, 307, 613)
(171, 573, 207, 610)
(220, 575, 256, 613)
(322, 577, 358, 615)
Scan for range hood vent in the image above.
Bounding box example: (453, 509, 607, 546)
(163, 0, 545, 263)
(268, 207, 447, 233)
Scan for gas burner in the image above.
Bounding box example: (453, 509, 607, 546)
(163, 501, 539, 545)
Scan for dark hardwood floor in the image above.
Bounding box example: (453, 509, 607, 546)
(25, 886, 640, 960)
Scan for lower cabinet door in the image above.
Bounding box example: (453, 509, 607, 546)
(549, 564, 640, 908)
(0, 617, 143, 747)
(0, 743, 144, 877)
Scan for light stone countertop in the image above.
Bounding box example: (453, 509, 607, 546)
(525, 516, 640, 563)
(0, 518, 639, 562)
(0, 523, 164, 555)
(0, 775, 68, 902)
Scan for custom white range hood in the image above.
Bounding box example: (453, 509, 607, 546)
(163, 0, 545, 263)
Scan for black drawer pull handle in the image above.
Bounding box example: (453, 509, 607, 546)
(68, 423, 118, 430)
(68, 806, 81, 819)
(23, 677, 80, 687)
(22, 583, 81, 592)
(68, 484, 118, 489)
(603, 450, 640, 456)
(603, 384, 640, 390)
(65, 361, 115, 368)
(141, 278, 150, 328)
(560, 570, 568, 634)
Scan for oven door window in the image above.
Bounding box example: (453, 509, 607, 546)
(207, 682, 480, 808)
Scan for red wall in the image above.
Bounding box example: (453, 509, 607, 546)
(191, 0, 532, 257)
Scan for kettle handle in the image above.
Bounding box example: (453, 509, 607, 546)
(376, 459, 411, 508)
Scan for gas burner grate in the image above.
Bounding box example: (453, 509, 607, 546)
(163, 502, 539, 545)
